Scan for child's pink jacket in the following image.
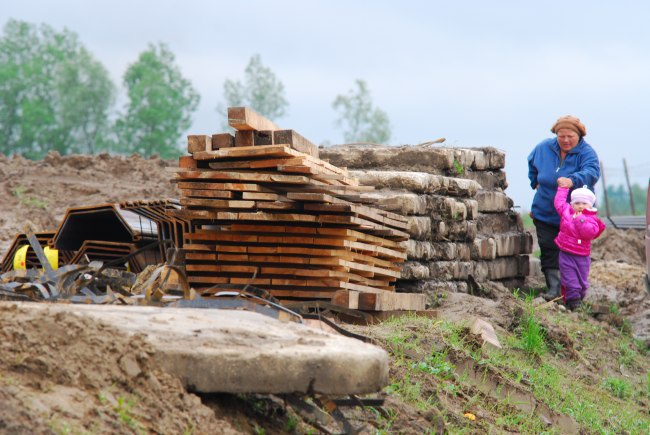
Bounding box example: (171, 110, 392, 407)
(553, 187, 606, 256)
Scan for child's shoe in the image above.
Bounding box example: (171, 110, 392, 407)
(566, 299, 581, 311)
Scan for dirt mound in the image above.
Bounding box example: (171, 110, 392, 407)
(0, 152, 178, 253)
(592, 228, 646, 265)
(0, 303, 239, 434)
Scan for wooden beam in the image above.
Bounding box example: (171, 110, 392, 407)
(187, 135, 211, 153)
(253, 130, 274, 146)
(211, 133, 235, 149)
(228, 106, 280, 131)
(235, 130, 255, 147)
(273, 130, 319, 158)
(332, 290, 426, 311)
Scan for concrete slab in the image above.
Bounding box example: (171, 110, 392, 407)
(5, 302, 389, 395)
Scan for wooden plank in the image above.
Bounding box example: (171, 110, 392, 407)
(286, 192, 350, 204)
(255, 201, 298, 210)
(179, 198, 256, 209)
(181, 189, 235, 199)
(269, 290, 337, 299)
(358, 292, 426, 311)
(228, 106, 280, 131)
(273, 130, 318, 158)
(208, 157, 300, 170)
(186, 264, 259, 274)
(187, 134, 211, 153)
(182, 243, 217, 252)
(277, 165, 356, 185)
(332, 290, 426, 311)
(177, 182, 274, 192)
(223, 212, 319, 223)
(193, 144, 302, 160)
(185, 252, 218, 261)
(281, 184, 376, 193)
(216, 253, 312, 265)
(211, 133, 235, 149)
(241, 192, 281, 201)
(175, 170, 314, 185)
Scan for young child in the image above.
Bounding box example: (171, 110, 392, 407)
(553, 184, 606, 310)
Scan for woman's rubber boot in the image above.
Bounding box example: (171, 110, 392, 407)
(541, 268, 561, 301)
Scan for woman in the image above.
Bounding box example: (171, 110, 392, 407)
(527, 115, 600, 301)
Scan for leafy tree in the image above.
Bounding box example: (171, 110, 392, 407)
(332, 79, 391, 144)
(599, 183, 648, 216)
(113, 43, 199, 158)
(219, 54, 288, 124)
(0, 19, 115, 158)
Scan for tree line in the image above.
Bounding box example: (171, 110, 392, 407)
(0, 19, 391, 159)
(599, 183, 648, 216)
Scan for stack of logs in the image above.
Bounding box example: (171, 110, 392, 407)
(170, 107, 426, 311)
(319, 144, 532, 298)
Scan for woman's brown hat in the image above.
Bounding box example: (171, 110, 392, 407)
(551, 115, 587, 137)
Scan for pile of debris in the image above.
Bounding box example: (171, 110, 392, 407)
(1, 107, 426, 313)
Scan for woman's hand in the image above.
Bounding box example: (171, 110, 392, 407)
(557, 177, 573, 188)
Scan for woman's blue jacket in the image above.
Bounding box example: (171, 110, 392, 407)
(527, 137, 600, 226)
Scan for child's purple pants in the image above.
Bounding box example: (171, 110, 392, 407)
(559, 251, 591, 301)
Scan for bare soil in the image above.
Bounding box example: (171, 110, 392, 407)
(0, 152, 178, 253)
(1, 153, 648, 433)
(0, 303, 243, 434)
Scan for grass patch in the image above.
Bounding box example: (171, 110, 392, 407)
(11, 185, 48, 209)
(515, 294, 547, 357)
(603, 377, 632, 399)
(114, 395, 142, 432)
(366, 310, 649, 434)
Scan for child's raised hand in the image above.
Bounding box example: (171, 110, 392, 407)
(557, 177, 573, 188)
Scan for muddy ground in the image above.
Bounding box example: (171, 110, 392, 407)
(0, 152, 648, 433)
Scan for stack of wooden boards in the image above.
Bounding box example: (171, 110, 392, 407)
(170, 107, 425, 311)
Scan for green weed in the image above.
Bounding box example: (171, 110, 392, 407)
(617, 341, 636, 368)
(413, 352, 454, 379)
(452, 158, 465, 175)
(370, 406, 397, 433)
(11, 185, 48, 209)
(439, 320, 468, 351)
(114, 395, 141, 431)
(516, 295, 546, 357)
(284, 414, 298, 433)
(603, 377, 632, 399)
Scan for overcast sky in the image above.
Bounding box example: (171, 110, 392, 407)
(3, 1, 650, 210)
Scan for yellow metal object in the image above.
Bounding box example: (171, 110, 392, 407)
(12, 244, 59, 270)
(44, 246, 59, 270)
(13, 245, 28, 270)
